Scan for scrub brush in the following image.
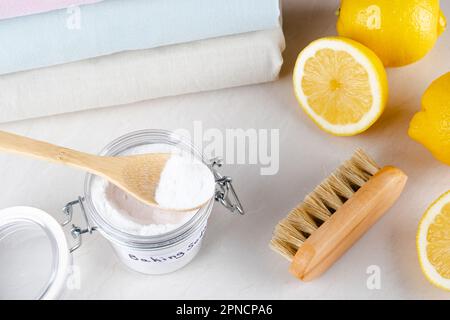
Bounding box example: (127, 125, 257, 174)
(270, 149, 407, 281)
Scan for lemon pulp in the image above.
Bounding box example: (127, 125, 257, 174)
(293, 37, 388, 136)
(301, 49, 373, 125)
(426, 203, 450, 279)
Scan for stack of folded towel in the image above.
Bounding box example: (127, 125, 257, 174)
(0, 0, 285, 123)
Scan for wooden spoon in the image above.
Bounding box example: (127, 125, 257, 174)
(0, 130, 177, 210)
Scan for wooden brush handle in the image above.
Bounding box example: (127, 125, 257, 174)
(0, 130, 102, 172)
(289, 166, 407, 281)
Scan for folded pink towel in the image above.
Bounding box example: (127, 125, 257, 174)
(0, 0, 102, 20)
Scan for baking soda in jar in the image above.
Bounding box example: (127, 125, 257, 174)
(79, 130, 238, 275)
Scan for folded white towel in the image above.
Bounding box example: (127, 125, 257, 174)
(0, 28, 285, 123)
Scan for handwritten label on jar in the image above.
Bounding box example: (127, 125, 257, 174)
(128, 227, 206, 263)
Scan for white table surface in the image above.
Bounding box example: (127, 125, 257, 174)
(1, 0, 450, 300)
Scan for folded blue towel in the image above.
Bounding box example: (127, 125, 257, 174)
(0, 0, 281, 75)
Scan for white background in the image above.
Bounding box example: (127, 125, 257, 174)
(0, 0, 449, 299)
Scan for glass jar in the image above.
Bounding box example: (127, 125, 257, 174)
(0, 130, 243, 299)
(65, 129, 243, 275)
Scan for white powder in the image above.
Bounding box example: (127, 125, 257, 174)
(155, 154, 216, 210)
(91, 143, 215, 236)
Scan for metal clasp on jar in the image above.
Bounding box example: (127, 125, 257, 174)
(62, 197, 96, 253)
(210, 157, 244, 215)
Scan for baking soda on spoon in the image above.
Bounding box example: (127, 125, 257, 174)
(155, 153, 215, 211)
(91, 144, 215, 236)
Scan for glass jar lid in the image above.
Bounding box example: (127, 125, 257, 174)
(0, 207, 71, 300)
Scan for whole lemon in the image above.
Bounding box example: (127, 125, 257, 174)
(337, 0, 447, 67)
(409, 72, 450, 165)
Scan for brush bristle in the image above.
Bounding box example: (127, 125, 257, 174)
(270, 149, 380, 261)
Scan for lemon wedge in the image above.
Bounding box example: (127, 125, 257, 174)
(293, 37, 388, 136)
(417, 190, 450, 291)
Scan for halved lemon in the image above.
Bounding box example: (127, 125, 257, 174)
(293, 37, 388, 136)
(417, 191, 450, 291)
